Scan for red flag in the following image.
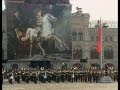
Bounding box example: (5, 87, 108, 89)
(96, 19, 102, 55)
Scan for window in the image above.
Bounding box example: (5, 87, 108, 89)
(73, 46, 83, 59)
(105, 36, 108, 41)
(110, 37, 112, 41)
(78, 32, 83, 41)
(105, 36, 112, 42)
(104, 46, 113, 59)
(91, 36, 94, 41)
(90, 47, 99, 59)
(72, 31, 77, 41)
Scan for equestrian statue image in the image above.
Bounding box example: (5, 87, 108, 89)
(15, 9, 69, 57)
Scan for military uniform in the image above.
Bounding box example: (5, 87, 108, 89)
(56, 72, 60, 83)
(38, 72, 43, 82)
(16, 72, 21, 83)
(47, 72, 52, 82)
(84, 71, 88, 82)
(25, 73, 30, 84)
(68, 72, 72, 82)
(65, 72, 69, 82)
(60, 71, 65, 82)
(43, 72, 47, 83)
(9, 74, 13, 84)
(71, 71, 75, 82)
(95, 71, 98, 83)
(33, 73, 37, 84)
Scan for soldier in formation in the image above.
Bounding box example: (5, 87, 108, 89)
(2, 66, 118, 84)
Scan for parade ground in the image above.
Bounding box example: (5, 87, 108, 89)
(2, 81, 118, 90)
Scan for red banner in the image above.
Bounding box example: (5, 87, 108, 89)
(96, 19, 102, 55)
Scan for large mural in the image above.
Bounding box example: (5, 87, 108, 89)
(7, 0, 72, 60)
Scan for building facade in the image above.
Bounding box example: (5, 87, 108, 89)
(71, 8, 118, 69)
(2, 0, 118, 69)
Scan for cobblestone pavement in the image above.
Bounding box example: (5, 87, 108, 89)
(2, 80, 118, 90)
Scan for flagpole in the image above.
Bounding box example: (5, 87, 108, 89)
(100, 18, 103, 69)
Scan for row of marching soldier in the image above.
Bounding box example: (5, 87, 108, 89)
(2, 66, 118, 84)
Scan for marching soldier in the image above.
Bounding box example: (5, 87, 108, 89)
(89, 70, 93, 82)
(16, 71, 21, 83)
(82, 70, 85, 82)
(79, 71, 82, 82)
(97, 70, 101, 82)
(71, 70, 75, 82)
(65, 71, 69, 82)
(25, 72, 30, 84)
(114, 70, 118, 82)
(77, 71, 80, 82)
(33, 72, 37, 84)
(38, 71, 44, 82)
(47, 71, 52, 82)
(95, 70, 98, 83)
(9, 73, 14, 84)
(43, 71, 47, 83)
(52, 71, 56, 82)
(92, 70, 96, 82)
(60, 71, 65, 82)
(87, 70, 91, 82)
(68, 70, 72, 82)
(56, 71, 60, 83)
(84, 70, 88, 82)
(21, 72, 25, 81)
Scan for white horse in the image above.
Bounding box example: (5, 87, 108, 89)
(42, 14, 69, 49)
(20, 13, 69, 57)
(20, 26, 45, 57)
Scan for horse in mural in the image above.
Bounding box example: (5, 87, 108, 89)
(16, 13, 69, 57)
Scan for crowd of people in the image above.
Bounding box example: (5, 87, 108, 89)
(2, 66, 118, 84)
